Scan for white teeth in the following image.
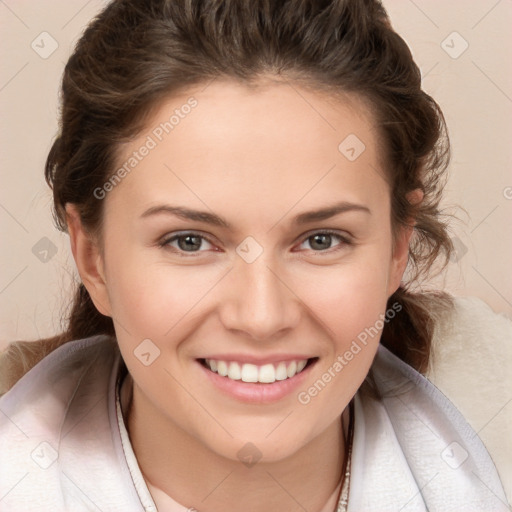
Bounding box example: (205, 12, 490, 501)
(241, 363, 258, 383)
(204, 358, 310, 383)
(259, 364, 276, 383)
(217, 360, 228, 377)
(275, 362, 288, 381)
(286, 361, 297, 378)
(297, 360, 307, 372)
(228, 361, 241, 380)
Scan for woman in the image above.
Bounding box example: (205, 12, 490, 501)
(0, 0, 508, 510)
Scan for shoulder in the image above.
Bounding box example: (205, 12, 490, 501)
(0, 335, 119, 413)
(0, 335, 139, 511)
(353, 340, 509, 510)
(427, 295, 512, 507)
(0, 334, 119, 445)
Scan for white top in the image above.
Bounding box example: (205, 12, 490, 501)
(115, 371, 344, 511)
(0, 335, 508, 511)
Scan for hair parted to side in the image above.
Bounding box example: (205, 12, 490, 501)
(0, 0, 455, 394)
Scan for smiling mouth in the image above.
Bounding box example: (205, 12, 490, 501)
(198, 357, 318, 384)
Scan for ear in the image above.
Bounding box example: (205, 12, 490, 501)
(386, 188, 424, 297)
(65, 204, 112, 317)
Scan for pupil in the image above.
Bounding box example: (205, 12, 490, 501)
(179, 235, 202, 251)
(176, 234, 332, 252)
(310, 234, 331, 251)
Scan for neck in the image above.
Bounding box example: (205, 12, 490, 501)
(122, 376, 347, 512)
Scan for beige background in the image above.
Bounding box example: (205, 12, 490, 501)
(0, 3, 511, 340)
(0, 0, 511, 505)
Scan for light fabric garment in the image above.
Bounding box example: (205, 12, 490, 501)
(426, 295, 512, 502)
(0, 335, 508, 511)
(115, 372, 344, 511)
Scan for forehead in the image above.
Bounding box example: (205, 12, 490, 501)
(142, 79, 380, 162)
(105, 79, 389, 224)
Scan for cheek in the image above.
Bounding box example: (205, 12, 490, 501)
(107, 270, 170, 339)
(292, 264, 389, 425)
(103, 257, 220, 402)
(294, 253, 390, 377)
(103, 243, 217, 334)
(296, 256, 391, 340)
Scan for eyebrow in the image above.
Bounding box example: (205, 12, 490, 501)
(140, 201, 371, 229)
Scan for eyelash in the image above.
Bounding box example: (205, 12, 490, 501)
(158, 229, 353, 257)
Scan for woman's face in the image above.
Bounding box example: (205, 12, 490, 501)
(82, 79, 411, 462)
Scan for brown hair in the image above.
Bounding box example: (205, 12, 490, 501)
(0, 0, 455, 392)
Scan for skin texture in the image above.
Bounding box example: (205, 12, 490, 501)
(66, 78, 417, 512)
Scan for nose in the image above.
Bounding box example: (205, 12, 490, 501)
(218, 253, 301, 341)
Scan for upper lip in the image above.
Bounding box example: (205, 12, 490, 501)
(198, 354, 316, 364)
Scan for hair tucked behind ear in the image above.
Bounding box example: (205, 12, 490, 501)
(0, 0, 456, 393)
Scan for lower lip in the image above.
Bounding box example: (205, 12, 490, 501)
(197, 359, 317, 404)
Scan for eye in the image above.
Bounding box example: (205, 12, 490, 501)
(296, 230, 351, 253)
(158, 229, 352, 257)
(159, 231, 216, 255)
